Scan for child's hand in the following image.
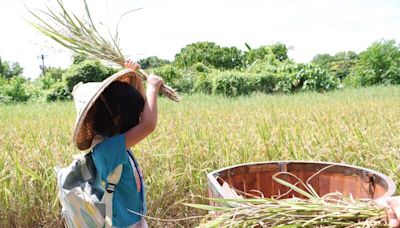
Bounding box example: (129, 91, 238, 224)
(124, 59, 140, 72)
(147, 74, 164, 92)
(376, 196, 400, 227)
(124, 59, 140, 79)
(387, 197, 400, 227)
(124, 60, 143, 92)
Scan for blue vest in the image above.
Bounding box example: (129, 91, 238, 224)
(92, 134, 146, 227)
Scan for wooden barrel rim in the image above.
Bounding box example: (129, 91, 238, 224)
(207, 160, 396, 200)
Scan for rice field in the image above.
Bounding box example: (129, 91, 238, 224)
(0, 85, 400, 227)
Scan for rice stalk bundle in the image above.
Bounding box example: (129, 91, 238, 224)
(27, 0, 179, 102)
(185, 173, 390, 228)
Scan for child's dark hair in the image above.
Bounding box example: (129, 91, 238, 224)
(94, 81, 145, 137)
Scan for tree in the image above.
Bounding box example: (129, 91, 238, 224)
(311, 51, 359, 81)
(63, 59, 117, 93)
(349, 39, 400, 86)
(0, 57, 4, 77)
(0, 76, 30, 102)
(37, 67, 66, 89)
(0, 57, 23, 79)
(270, 42, 289, 62)
(329, 51, 358, 80)
(174, 42, 244, 69)
(72, 53, 88, 65)
(311, 54, 335, 67)
(245, 45, 274, 65)
(138, 56, 170, 69)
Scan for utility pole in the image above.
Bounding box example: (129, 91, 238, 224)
(38, 54, 48, 76)
(41, 54, 45, 75)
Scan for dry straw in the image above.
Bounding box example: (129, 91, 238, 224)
(27, 0, 179, 102)
(185, 172, 390, 228)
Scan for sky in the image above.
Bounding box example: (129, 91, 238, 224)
(0, 0, 399, 79)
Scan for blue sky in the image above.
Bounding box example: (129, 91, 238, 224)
(0, 0, 399, 79)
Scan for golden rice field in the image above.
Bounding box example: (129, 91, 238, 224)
(1, 85, 400, 227)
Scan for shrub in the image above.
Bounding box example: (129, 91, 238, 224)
(46, 82, 71, 101)
(193, 62, 211, 73)
(211, 71, 253, 97)
(138, 56, 170, 69)
(151, 64, 195, 93)
(270, 42, 289, 62)
(245, 46, 280, 67)
(295, 65, 339, 92)
(344, 67, 376, 87)
(63, 60, 117, 93)
(0, 58, 24, 79)
(0, 76, 31, 102)
(273, 63, 339, 92)
(347, 39, 400, 86)
(38, 67, 66, 90)
(174, 42, 244, 69)
(382, 66, 400, 85)
(252, 73, 277, 94)
(194, 73, 213, 94)
(274, 74, 293, 93)
(152, 64, 182, 85)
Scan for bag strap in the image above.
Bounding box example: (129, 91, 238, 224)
(102, 164, 123, 228)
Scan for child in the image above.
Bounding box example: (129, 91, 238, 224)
(72, 60, 163, 228)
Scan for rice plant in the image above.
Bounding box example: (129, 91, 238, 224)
(27, 0, 179, 101)
(1, 86, 399, 227)
(186, 173, 390, 227)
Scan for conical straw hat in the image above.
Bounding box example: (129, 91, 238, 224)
(72, 69, 137, 151)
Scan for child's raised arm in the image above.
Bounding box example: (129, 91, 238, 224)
(125, 74, 164, 149)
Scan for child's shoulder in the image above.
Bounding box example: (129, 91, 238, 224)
(92, 134, 128, 168)
(95, 134, 125, 150)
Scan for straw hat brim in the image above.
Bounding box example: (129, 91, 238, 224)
(72, 69, 137, 151)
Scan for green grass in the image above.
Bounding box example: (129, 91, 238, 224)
(1, 85, 400, 227)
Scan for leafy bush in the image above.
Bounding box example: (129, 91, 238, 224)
(346, 39, 400, 87)
(151, 64, 196, 93)
(344, 67, 376, 87)
(252, 73, 277, 93)
(63, 60, 117, 93)
(382, 65, 400, 85)
(46, 82, 71, 101)
(245, 46, 281, 66)
(194, 73, 214, 94)
(311, 51, 358, 81)
(0, 57, 24, 79)
(270, 42, 289, 62)
(152, 64, 182, 86)
(38, 67, 66, 90)
(211, 71, 253, 96)
(174, 42, 244, 69)
(138, 56, 170, 69)
(247, 60, 279, 74)
(192, 62, 211, 73)
(274, 74, 293, 93)
(72, 53, 88, 64)
(0, 76, 31, 102)
(294, 64, 339, 92)
(210, 71, 278, 96)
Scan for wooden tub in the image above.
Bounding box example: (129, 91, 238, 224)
(207, 161, 395, 200)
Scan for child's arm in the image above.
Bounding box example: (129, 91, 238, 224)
(125, 74, 164, 149)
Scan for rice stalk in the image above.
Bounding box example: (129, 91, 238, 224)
(27, 0, 180, 102)
(185, 174, 390, 228)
